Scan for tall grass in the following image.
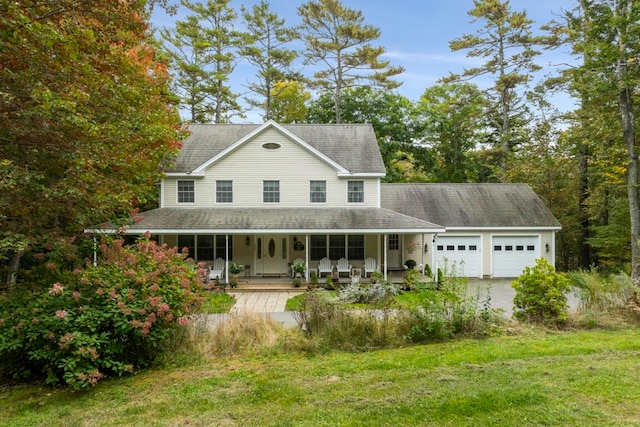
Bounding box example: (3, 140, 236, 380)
(567, 270, 635, 311)
(566, 269, 639, 327)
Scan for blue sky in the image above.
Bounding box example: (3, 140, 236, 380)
(151, 0, 579, 122)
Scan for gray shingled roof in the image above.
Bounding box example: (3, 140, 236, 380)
(166, 123, 386, 174)
(91, 207, 444, 234)
(380, 183, 560, 228)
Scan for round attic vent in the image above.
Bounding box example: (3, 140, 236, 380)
(261, 142, 281, 150)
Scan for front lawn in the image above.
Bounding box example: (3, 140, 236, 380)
(2, 328, 640, 426)
(200, 291, 236, 313)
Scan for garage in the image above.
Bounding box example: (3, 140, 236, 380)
(435, 236, 481, 277)
(492, 236, 539, 278)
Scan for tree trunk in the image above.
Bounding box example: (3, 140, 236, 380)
(615, 2, 640, 285)
(619, 82, 640, 285)
(578, 136, 592, 269)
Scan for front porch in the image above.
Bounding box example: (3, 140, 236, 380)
(211, 270, 414, 291)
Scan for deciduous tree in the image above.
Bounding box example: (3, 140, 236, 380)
(0, 1, 182, 287)
(270, 80, 311, 123)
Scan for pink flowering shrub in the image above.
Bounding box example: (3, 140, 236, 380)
(0, 237, 206, 389)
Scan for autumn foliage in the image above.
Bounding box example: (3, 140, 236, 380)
(0, 1, 183, 284)
(0, 238, 206, 389)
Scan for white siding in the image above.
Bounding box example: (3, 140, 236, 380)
(163, 128, 379, 208)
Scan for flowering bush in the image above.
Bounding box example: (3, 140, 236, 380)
(0, 237, 206, 389)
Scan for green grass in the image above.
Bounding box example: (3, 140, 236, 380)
(200, 291, 236, 313)
(2, 328, 640, 426)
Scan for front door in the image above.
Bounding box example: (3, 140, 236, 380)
(255, 235, 288, 276)
(387, 234, 402, 268)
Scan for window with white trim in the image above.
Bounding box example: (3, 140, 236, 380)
(263, 180, 280, 203)
(348, 180, 364, 203)
(177, 180, 195, 203)
(389, 234, 399, 250)
(216, 180, 233, 203)
(310, 180, 326, 203)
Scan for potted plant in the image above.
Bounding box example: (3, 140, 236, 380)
(292, 261, 306, 278)
(228, 262, 244, 288)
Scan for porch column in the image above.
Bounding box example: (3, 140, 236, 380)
(225, 234, 229, 285)
(305, 234, 310, 282)
(383, 234, 388, 281)
(432, 234, 438, 284)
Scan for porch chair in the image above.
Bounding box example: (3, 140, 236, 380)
(317, 257, 333, 278)
(291, 257, 305, 278)
(208, 257, 225, 281)
(364, 257, 377, 277)
(336, 257, 351, 277)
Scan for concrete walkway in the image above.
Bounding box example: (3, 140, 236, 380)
(228, 290, 304, 313)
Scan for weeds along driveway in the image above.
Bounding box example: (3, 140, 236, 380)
(208, 279, 581, 328)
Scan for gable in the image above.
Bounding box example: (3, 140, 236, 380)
(381, 183, 561, 229)
(165, 121, 385, 176)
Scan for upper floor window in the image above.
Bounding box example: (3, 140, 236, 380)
(177, 180, 195, 203)
(263, 180, 280, 203)
(348, 180, 364, 203)
(310, 180, 326, 203)
(216, 180, 233, 203)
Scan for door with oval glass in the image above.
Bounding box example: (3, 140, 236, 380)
(255, 234, 288, 276)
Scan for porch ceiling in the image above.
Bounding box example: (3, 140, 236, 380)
(87, 207, 445, 235)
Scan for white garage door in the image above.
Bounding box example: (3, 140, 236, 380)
(435, 236, 481, 277)
(492, 236, 539, 278)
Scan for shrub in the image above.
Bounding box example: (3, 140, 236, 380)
(338, 281, 401, 306)
(0, 237, 205, 389)
(370, 270, 384, 284)
(406, 275, 501, 341)
(512, 258, 570, 325)
(404, 259, 417, 270)
(403, 268, 421, 290)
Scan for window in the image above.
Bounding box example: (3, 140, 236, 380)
(494, 246, 502, 251)
(177, 180, 195, 203)
(310, 235, 364, 261)
(458, 245, 466, 251)
(437, 245, 444, 251)
(177, 235, 195, 258)
(263, 180, 280, 203)
(310, 180, 326, 203)
(348, 235, 364, 260)
(197, 235, 214, 260)
(329, 235, 346, 260)
(216, 180, 233, 203)
(447, 245, 455, 251)
(527, 245, 535, 251)
(516, 245, 524, 251)
(348, 181, 364, 203)
(179, 235, 232, 261)
(505, 245, 513, 251)
(215, 235, 233, 260)
(310, 235, 327, 261)
(389, 234, 399, 250)
(469, 245, 477, 251)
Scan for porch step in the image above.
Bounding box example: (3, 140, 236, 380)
(230, 282, 303, 291)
